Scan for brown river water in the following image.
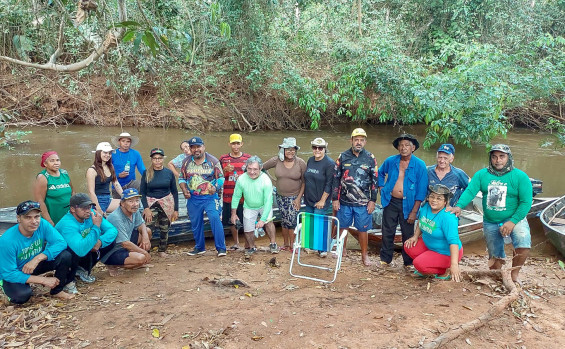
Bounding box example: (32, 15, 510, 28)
(1, 124, 563, 256)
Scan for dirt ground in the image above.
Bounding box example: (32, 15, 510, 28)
(1, 234, 564, 349)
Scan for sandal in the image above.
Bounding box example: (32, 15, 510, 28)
(279, 245, 291, 251)
(229, 244, 240, 251)
(434, 274, 451, 281)
(414, 270, 437, 279)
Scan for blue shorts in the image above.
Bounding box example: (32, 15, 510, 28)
(97, 194, 112, 212)
(104, 230, 140, 266)
(483, 218, 531, 259)
(337, 204, 371, 232)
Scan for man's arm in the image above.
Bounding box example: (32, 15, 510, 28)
(510, 171, 533, 224)
(98, 217, 119, 248)
(135, 150, 146, 176)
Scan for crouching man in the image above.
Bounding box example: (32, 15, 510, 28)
(0, 201, 75, 304)
(101, 188, 152, 273)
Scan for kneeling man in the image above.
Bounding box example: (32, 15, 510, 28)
(0, 201, 75, 304)
(102, 188, 152, 272)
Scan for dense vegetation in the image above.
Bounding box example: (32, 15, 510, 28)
(1, 0, 564, 147)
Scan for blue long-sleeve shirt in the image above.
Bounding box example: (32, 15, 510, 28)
(0, 219, 67, 284)
(378, 154, 428, 218)
(55, 211, 118, 257)
(111, 148, 146, 187)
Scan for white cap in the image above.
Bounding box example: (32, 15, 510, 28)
(95, 142, 113, 152)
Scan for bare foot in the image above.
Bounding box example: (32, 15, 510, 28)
(362, 254, 372, 266)
(53, 291, 75, 300)
(108, 266, 123, 277)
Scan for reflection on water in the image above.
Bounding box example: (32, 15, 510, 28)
(1, 125, 564, 207)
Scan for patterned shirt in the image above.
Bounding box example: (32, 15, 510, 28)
(332, 148, 378, 207)
(179, 153, 224, 197)
(219, 153, 251, 203)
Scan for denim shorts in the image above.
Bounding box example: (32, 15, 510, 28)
(97, 194, 112, 212)
(304, 205, 329, 216)
(337, 204, 372, 232)
(483, 218, 531, 259)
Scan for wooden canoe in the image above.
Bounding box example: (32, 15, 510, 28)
(540, 195, 565, 257)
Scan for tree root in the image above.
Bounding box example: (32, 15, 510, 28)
(423, 268, 519, 349)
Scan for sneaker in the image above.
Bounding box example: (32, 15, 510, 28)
(187, 248, 206, 256)
(269, 243, 279, 254)
(319, 251, 328, 258)
(217, 250, 227, 257)
(63, 281, 78, 294)
(245, 247, 257, 256)
(76, 267, 96, 283)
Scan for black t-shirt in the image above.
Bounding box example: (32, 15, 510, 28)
(140, 168, 179, 211)
(304, 155, 335, 207)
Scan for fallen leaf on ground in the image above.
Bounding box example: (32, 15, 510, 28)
(152, 328, 160, 338)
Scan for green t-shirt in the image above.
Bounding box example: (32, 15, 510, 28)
(39, 169, 72, 224)
(456, 168, 532, 224)
(231, 172, 273, 222)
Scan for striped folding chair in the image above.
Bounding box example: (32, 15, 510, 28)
(289, 212, 348, 283)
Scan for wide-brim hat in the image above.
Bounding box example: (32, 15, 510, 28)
(428, 184, 453, 201)
(279, 137, 300, 150)
(392, 134, 420, 151)
(111, 132, 139, 148)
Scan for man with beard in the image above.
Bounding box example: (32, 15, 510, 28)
(378, 134, 428, 268)
(179, 137, 227, 257)
(450, 144, 532, 284)
(427, 143, 469, 207)
(332, 128, 378, 266)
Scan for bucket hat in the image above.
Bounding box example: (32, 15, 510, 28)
(111, 132, 139, 148)
(278, 137, 300, 150)
(392, 134, 420, 151)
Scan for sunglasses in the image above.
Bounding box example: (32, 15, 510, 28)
(312, 146, 325, 151)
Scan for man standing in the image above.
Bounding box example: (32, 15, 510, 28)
(427, 144, 469, 207)
(450, 144, 532, 283)
(332, 128, 378, 266)
(230, 156, 279, 254)
(111, 132, 146, 198)
(56, 193, 118, 283)
(219, 134, 251, 251)
(378, 134, 428, 267)
(102, 189, 152, 273)
(179, 136, 227, 256)
(0, 201, 75, 304)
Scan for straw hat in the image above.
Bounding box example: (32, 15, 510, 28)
(111, 132, 139, 148)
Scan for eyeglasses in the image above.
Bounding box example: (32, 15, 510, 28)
(312, 146, 325, 151)
(152, 157, 164, 161)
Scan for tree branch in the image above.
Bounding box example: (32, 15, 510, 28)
(49, 16, 67, 64)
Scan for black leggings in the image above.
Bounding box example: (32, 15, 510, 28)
(0, 249, 74, 304)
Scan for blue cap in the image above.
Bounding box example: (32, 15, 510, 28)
(122, 188, 141, 200)
(437, 144, 455, 155)
(16, 200, 41, 215)
(188, 137, 204, 146)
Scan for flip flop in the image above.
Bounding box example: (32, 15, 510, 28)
(229, 244, 240, 251)
(434, 274, 451, 281)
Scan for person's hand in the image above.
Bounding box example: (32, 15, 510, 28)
(256, 220, 265, 229)
(446, 206, 462, 217)
(143, 208, 153, 223)
(22, 258, 40, 274)
(314, 200, 325, 209)
(230, 214, 239, 225)
(208, 184, 217, 195)
(118, 171, 129, 178)
(332, 200, 340, 212)
(404, 236, 418, 249)
(42, 276, 60, 289)
(367, 201, 376, 214)
(224, 163, 234, 174)
(92, 239, 102, 252)
(139, 235, 151, 251)
(450, 263, 462, 282)
(292, 197, 302, 211)
(500, 221, 516, 237)
(171, 211, 179, 223)
(91, 211, 102, 227)
(182, 189, 191, 199)
(407, 211, 418, 224)
(143, 250, 152, 263)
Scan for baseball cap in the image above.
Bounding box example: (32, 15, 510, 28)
(437, 144, 455, 155)
(490, 144, 511, 155)
(351, 128, 367, 138)
(188, 137, 204, 146)
(69, 193, 95, 208)
(122, 188, 142, 200)
(16, 200, 42, 216)
(229, 134, 242, 143)
(95, 142, 113, 152)
(150, 148, 165, 157)
(311, 137, 328, 147)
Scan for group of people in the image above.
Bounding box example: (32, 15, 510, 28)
(0, 129, 534, 304)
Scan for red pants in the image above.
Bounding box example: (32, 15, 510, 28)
(404, 237, 463, 275)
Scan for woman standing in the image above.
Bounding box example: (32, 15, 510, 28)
(264, 137, 306, 251)
(404, 184, 463, 281)
(141, 148, 179, 256)
(304, 138, 335, 215)
(33, 151, 73, 226)
(86, 142, 123, 216)
(167, 140, 191, 177)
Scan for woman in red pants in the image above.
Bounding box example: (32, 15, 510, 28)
(404, 184, 463, 281)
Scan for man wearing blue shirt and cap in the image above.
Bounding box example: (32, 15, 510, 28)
(427, 144, 469, 207)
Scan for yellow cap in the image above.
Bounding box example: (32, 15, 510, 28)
(351, 128, 367, 138)
(229, 133, 243, 143)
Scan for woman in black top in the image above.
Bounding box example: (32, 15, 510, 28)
(86, 142, 123, 216)
(140, 148, 179, 255)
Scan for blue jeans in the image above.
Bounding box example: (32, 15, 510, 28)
(304, 205, 328, 215)
(187, 195, 226, 252)
(483, 218, 531, 259)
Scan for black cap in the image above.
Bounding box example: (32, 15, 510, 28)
(150, 148, 165, 157)
(392, 134, 420, 151)
(16, 200, 42, 215)
(69, 193, 95, 208)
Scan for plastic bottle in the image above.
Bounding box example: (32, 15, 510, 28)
(500, 223, 512, 244)
(124, 160, 131, 173)
(254, 221, 266, 238)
